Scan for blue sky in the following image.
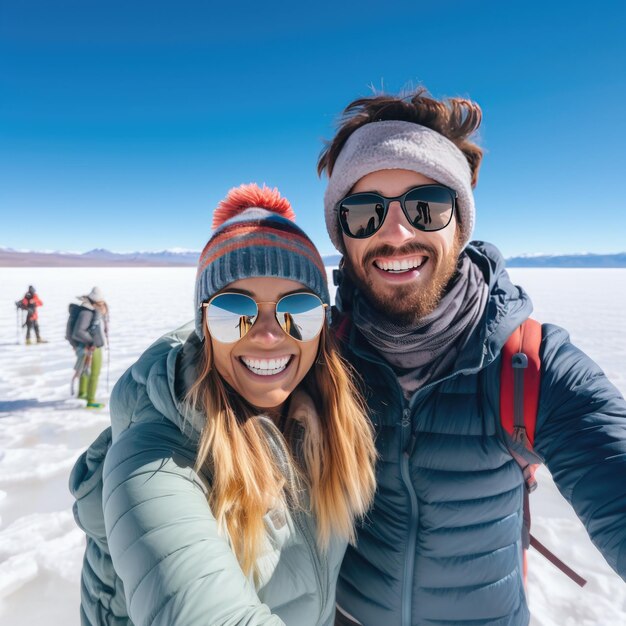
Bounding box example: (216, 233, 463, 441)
(1, 0, 625, 257)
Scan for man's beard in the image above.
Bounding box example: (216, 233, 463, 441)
(343, 233, 463, 325)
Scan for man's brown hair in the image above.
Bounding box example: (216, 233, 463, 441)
(317, 87, 484, 187)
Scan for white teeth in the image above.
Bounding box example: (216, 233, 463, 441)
(241, 356, 291, 376)
(375, 257, 424, 272)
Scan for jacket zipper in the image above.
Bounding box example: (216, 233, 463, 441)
(292, 511, 328, 622)
(401, 409, 418, 626)
(262, 415, 329, 623)
(349, 336, 420, 626)
(349, 328, 495, 626)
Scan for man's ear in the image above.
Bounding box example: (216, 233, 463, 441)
(333, 256, 345, 286)
(333, 269, 342, 287)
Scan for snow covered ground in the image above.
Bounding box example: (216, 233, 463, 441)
(0, 266, 625, 626)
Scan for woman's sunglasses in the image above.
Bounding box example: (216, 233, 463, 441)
(338, 184, 457, 239)
(203, 292, 327, 343)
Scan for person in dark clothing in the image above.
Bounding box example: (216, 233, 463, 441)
(16, 285, 46, 344)
(318, 88, 626, 626)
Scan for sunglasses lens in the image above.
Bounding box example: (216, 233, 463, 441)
(207, 293, 258, 343)
(404, 186, 454, 231)
(276, 293, 325, 341)
(339, 193, 386, 238)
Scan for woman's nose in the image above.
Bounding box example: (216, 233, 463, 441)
(246, 306, 285, 345)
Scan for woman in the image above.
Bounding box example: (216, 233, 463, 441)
(70, 286, 109, 408)
(70, 184, 377, 626)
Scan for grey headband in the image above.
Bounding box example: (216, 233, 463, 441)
(323, 120, 475, 250)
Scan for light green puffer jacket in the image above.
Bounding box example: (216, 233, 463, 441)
(69, 323, 346, 626)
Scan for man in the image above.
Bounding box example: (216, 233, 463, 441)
(16, 285, 46, 344)
(318, 89, 626, 625)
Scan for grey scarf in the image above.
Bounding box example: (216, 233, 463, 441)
(350, 252, 488, 399)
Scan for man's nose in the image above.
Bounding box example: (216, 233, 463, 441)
(375, 201, 416, 245)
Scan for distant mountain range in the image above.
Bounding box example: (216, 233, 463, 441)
(505, 253, 626, 267)
(0, 247, 200, 267)
(1, 247, 625, 268)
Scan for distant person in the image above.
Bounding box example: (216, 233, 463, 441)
(15, 285, 46, 344)
(318, 87, 626, 625)
(68, 287, 109, 409)
(69, 184, 376, 625)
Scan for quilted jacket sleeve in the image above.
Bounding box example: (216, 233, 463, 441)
(102, 418, 285, 626)
(534, 323, 626, 579)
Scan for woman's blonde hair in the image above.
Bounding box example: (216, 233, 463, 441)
(185, 320, 376, 577)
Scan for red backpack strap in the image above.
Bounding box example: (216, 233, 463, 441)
(500, 319, 587, 588)
(500, 318, 542, 446)
(500, 318, 542, 492)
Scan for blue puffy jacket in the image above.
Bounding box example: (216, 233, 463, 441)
(335, 242, 626, 626)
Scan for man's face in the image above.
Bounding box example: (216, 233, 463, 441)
(341, 169, 462, 323)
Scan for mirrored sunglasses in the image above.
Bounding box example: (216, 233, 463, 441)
(203, 292, 327, 343)
(338, 184, 457, 239)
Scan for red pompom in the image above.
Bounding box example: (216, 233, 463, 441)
(212, 183, 296, 229)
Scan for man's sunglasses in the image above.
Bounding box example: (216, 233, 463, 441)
(203, 292, 327, 343)
(338, 184, 457, 239)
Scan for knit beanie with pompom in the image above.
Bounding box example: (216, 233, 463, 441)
(194, 183, 330, 339)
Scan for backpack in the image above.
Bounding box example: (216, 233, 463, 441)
(66, 303, 86, 349)
(334, 313, 587, 588)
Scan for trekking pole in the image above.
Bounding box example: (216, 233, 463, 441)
(106, 343, 110, 394)
(71, 350, 90, 396)
(105, 322, 111, 394)
(15, 306, 21, 344)
(71, 353, 83, 396)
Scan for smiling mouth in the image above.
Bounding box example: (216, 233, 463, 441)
(240, 355, 293, 376)
(373, 256, 427, 273)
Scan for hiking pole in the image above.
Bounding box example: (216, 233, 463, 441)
(106, 343, 110, 394)
(15, 306, 21, 344)
(71, 350, 91, 396)
(104, 321, 111, 394)
(71, 352, 84, 396)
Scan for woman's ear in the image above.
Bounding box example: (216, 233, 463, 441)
(202, 307, 210, 339)
(314, 326, 327, 366)
(202, 321, 214, 370)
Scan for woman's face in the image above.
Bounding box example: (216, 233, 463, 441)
(207, 277, 322, 412)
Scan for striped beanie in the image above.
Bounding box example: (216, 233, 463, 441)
(194, 183, 330, 339)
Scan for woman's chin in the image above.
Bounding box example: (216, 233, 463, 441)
(243, 395, 288, 413)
